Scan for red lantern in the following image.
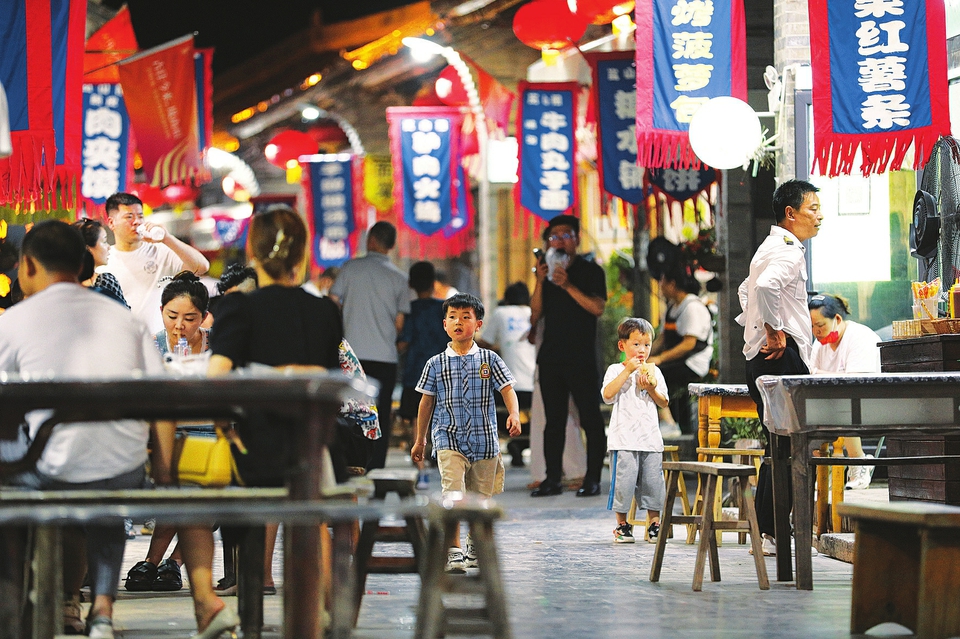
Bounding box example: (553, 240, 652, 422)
(575, 0, 634, 25)
(308, 124, 349, 146)
(435, 65, 469, 107)
(162, 184, 199, 204)
(513, 0, 589, 51)
(264, 130, 318, 168)
(130, 183, 164, 208)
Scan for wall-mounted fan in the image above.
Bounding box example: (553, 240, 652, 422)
(913, 136, 960, 285)
(646, 236, 682, 280)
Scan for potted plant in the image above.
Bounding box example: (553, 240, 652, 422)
(721, 417, 766, 450)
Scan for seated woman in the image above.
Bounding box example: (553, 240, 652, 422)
(809, 293, 881, 489)
(73, 218, 128, 307)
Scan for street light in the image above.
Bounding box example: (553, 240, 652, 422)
(402, 37, 493, 312)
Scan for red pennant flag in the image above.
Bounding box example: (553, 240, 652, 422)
(84, 6, 139, 84)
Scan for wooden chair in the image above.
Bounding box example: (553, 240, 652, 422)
(650, 461, 769, 592)
(694, 446, 764, 545)
(626, 445, 689, 540)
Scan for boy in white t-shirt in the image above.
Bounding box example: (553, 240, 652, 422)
(602, 317, 670, 543)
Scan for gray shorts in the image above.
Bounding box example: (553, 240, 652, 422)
(607, 450, 664, 514)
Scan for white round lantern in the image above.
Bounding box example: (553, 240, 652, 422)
(687, 96, 763, 170)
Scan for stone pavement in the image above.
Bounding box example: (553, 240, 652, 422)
(93, 451, 905, 638)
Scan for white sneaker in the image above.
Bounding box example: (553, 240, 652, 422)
(464, 534, 478, 568)
(659, 422, 682, 438)
(845, 455, 874, 490)
(86, 616, 114, 639)
(445, 548, 466, 574)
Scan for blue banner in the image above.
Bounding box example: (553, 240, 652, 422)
(308, 156, 354, 268)
(80, 83, 129, 204)
(518, 83, 577, 221)
(594, 56, 642, 203)
(399, 117, 454, 236)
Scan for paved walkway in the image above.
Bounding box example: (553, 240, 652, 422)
(94, 452, 904, 638)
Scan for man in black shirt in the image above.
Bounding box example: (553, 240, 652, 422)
(529, 215, 607, 497)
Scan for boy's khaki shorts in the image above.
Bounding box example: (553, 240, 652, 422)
(436, 449, 505, 497)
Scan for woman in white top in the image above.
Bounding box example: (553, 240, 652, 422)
(809, 294, 882, 489)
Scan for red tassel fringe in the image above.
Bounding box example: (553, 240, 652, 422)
(637, 130, 702, 170)
(813, 128, 945, 177)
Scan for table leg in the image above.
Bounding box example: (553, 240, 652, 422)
(329, 521, 355, 639)
(32, 525, 60, 639)
(830, 438, 846, 533)
(815, 443, 829, 537)
(697, 398, 709, 460)
(770, 434, 793, 582)
(792, 434, 814, 590)
(238, 525, 265, 639)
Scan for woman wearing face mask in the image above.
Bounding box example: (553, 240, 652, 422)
(808, 294, 882, 489)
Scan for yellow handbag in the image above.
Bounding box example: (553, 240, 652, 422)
(173, 428, 238, 487)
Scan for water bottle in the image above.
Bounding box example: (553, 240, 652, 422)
(175, 337, 190, 358)
(136, 224, 165, 241)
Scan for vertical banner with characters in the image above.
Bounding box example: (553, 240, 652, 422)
(386, 106, 464, 237)
(809, 0, 950, 176)
(305, 154, 355, 268)
(635, 0, 746, 168)
(80, 83, 129, 205)
(516, 82, 578, 221)
(586, 51, 643, 204)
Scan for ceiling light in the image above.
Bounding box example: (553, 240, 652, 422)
(301, 106, 321, 121)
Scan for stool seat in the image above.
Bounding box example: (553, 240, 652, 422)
(651, 462, 769, 591)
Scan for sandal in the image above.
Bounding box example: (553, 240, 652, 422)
(63, 595, 85, 635)
(153, 558, 183, 591)
(124, 560, 158, 591)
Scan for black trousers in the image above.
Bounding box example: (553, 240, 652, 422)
(360, 360, 397, 471)
(744, 340, 809, 536)
(539, 362, 606, 485)
(657, 359, 702, 435)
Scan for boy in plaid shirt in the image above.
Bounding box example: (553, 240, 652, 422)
(411, 293, 521, 573)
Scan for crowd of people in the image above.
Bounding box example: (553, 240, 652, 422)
(0, 182, 885, 636)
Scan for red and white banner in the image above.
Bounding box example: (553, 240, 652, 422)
(118, 35, 203, 187)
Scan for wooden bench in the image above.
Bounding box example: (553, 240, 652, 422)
(837, 501, 960, 639)
(694, 447, 764, 545)
(627, 445, 689, 541)
(650, 461, 769, 592)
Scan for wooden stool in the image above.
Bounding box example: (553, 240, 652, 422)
(694, 447, 764, 545)
(352, 469, 427, 626)
(416, 494, 511, 639)
(627, 445, 689, 540)
(650, 461, 769, 591)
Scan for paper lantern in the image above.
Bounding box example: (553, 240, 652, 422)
(130, 183, 164, 208)
(575, 0, 634, 25)
(513, 0, 589, 51)
(435, 66, 469, 107)
(687, 97, 763, 170)
(264, 130, 318, 168)
(162, 184, 199, 204)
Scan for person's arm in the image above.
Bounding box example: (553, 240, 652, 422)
(149, 420, 177, 485)
(649, 331, 667, 357)
(529, 259, 548, 325)
(207, 353, 234, 377)
(499, 384, 522, 436)
(410, 393, 435, 463)
(638, 368, 670, 408)
(649, 335, 698, 365)
(395, 312, 405, 337)
(550, 263, 605, 317)
(602, 360, 640, 401)
(143, 225, 209, 275)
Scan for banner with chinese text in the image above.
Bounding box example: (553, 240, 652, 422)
(80, 83, 129, 206)
(517, 82, 578, 221)
(809, 0, 950, 176)
(645, 166, 718, 205)
(305, 154, 355, 268)
(635, 0, 746, 169)
(586, 51, 643, 204)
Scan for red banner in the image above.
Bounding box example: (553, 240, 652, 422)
(118, 35, 202, 187)
(83, 6, 138, 84)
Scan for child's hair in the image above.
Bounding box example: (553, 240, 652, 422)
(617, 317, 654, 340)
(161, 271, 210, 314)
(409, 261, 436, 294)
(443, 292, 484, 320)
(808, 293, 850, 319)
(249, 206, 307, 280)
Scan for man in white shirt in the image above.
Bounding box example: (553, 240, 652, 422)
(103, 192, 209, 334)
(737, 179, 822, 556)
(0, 220, 165, 636)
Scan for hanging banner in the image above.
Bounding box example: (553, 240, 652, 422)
(446, 164, 472, 239)
(516, 81, 578, 221)
(809, 0, 950, 177)
(118, 35, 202, 187)
(194, 48, 214, 156)
(386, 106, 464, 237)
(80, 83, 129, 205)
(363, 154, 394, 213)
(635, 0, 747, 169)
(0, 0, 86, 209)
(83, 6, 138, 84)
(645, 166, 719, 205)
(586, 51, 643, 204)
(305, 154, 355, 268)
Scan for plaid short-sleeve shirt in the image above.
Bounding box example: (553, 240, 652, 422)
(416, 342, 515, 462)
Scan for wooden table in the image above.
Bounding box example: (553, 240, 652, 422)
(0, 373, 373, 639)
(687, 383, 758, 456)
(757, 372, 960, 590)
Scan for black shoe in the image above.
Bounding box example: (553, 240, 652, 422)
(530, 480, 563, 497)
(153, 558, 183, 591)
(124, 560, 158, 591)
(575, 480, 601, 497)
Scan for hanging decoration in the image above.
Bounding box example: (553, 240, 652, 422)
(83, 6, 139, 84)
(516, 81, 578, 222)
(194, 48, 214, 156)
(809, 0, 950, 176)
(0, 0, 86, 212)
(634, 0, 746, 169)
(80, 84, 131, 208)
(303, 153, 357, 268)
(513, 0, 589, 53)
(363, 154, 394, 214)
(645, 166, 718, 205)
(576, 0, 635, 25)
(586, 51, 643, 204)
(435, 65, 470, 107)
(264, 130, 318, 168)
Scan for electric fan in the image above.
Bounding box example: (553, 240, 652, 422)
(913, 136, 960, 286)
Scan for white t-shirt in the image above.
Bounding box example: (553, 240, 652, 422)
(669, 294, 713, 377)
(602, 362, 667, 452)
(810, 321, 882, 374)
(104, 242, 184, 334)
(0, 283, 165, 482)
(482, 305, 535, 392)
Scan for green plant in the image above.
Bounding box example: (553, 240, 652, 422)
(721, 417, 766, 447)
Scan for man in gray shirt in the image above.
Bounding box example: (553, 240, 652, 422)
(330, 221, 410, 469)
